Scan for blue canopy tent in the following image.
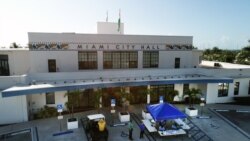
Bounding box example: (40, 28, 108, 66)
(146, 103, 186, 121)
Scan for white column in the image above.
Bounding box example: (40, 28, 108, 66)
(97, 51, 103, 70)
(174, 84, 183, 101)
(147, 85, 150, 104)
(99, 96, 102, 108)
(138, 51, 143, 69)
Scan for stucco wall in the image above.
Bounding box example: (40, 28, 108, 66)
(29, 51, 78, 73)
(0, 50, 30, 75)
(0, 93, 28, 124)
(159, 51, 193, 68)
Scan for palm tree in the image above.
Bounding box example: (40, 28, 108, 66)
(165, 89, 179, 103)
(235, 47, 250, 65)
(64, 90, 81, 118)
(138, 86, 156, 104)
(93, 88, 102, 113)
(119, 87, 130, 113)
(183, 88, 202, 109)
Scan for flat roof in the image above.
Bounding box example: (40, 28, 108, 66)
(201, 61, 250, 69)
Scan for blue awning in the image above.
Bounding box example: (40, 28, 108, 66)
(1, 77, 233, 97)
(146, 103, 186, 121)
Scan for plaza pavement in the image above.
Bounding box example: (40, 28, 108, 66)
(0, 104, 249, 141)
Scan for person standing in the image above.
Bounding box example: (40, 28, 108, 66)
(139, 122, 145, 139)
(128, 120, 134, 140)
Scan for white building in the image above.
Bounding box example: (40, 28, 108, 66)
(0, 22, 250, 124)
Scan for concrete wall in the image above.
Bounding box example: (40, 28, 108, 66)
(0, 93, 28, 124)
(192, 50, 203, 68)
(97, 22, 124, 34)
(159, 51, 194, 68)
(28, 50, 200, 73)
(29, 51, 78, 73)
(206, 83, 234, 104)
(0, 50, 30, 75)
(28, 32, 193, 45)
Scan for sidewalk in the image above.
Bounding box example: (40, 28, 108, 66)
(0, 104, 249, 141)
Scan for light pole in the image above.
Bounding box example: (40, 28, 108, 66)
(197, 97, 210, 119)
(200, 97, 205, 117)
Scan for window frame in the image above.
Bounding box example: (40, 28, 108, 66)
(183, 84, 189, 95)
(143, 51, 159, 68)
(175, 58, 180, 68)
(103, 51, 138, 69)
(45, 92, 55, 105)
(0, 55, 10, 76)
(234, 82, 240, 95)
(248, 80, 250, 95)
(78, 51, 97, 70)
(218, 83, 229, 97)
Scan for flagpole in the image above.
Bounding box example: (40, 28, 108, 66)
(119, 9, 121, 34)
(106, 11, 108, 22)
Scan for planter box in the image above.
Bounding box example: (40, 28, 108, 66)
(185, 107, 198, 117)
(142, 110, 153, 120)
(118, 112, 130, 122)
(67, 118, 78, 130)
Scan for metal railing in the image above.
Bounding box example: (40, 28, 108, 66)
(185, 118, 213, 141)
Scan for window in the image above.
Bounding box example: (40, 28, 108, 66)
(48, 59, 56, 72)
(175, 58, 180, 68)
(151, 84, 174, 103)
(234, 82, 240, 95)
(143, 51, 159, 68)
(0, 55, 10, 76)
(46, 92, 55, 104)
(183, 84, 189, 95)
(103, 51, 138, 69)
(248, 80, 250, 95)
(78, 51, 97, 69)
(218, 83, 229, 97)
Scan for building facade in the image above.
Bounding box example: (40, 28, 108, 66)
(0, 22, 250, 124)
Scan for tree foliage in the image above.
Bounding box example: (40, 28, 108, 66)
(93, 88, 103, 113)
(235, 46, 250, 65)
(203, 47, 239, 63)
(36, 106, 58, 119)
(119, 87, 130, 112)
(165, 89, 179, 103)
(202, 43, 250, 65)
(10, 42, 19, 48)
(183, 88, 202, 108)
(64, 90, 82, 117)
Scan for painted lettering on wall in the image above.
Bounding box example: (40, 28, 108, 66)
(29, 43, 192, 51)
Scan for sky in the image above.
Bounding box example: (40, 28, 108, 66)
(0, 0, 250, 49)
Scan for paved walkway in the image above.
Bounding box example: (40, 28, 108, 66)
(0, 104, 249, 141)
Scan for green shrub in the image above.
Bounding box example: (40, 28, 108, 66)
(35, 106, 58, 119)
